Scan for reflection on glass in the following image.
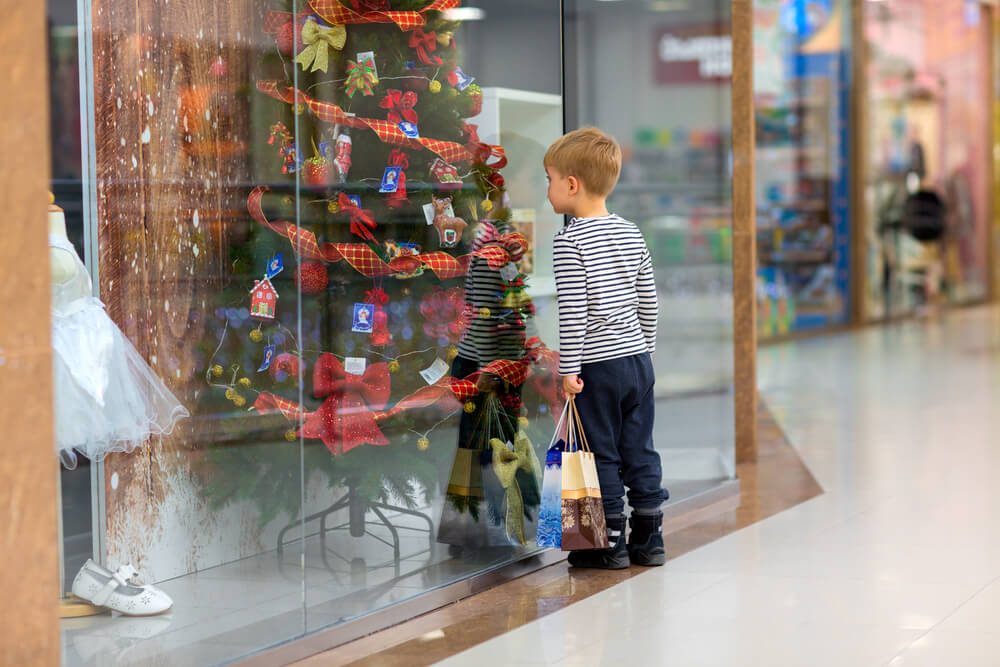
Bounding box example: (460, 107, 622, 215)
(565, 0, 736, 501)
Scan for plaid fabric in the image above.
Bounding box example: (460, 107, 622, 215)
(308, 0, 459, 30)
(263, 10, 292, 34)
(254, 392, 306, 422)
(257, 81, 475, 164)
(249, 187, 522, 280)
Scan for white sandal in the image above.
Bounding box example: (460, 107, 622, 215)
(71, 559, 173, 616)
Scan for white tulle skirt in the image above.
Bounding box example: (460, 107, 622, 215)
(53, 297, 189, 469)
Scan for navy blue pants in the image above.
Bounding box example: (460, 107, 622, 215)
(573, 353, 666, 517)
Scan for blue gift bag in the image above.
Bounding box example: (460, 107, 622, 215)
(536, 402, 570, 548)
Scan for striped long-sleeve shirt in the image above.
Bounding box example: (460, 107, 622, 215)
(553, 214, 657, 375)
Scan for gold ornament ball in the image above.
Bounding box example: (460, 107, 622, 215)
(225, 388, 236, 400)
(518, 416, 530, 427)
(464, 401, 476, 414)
(479, 307, 491, 319)
(481, 199, 493, 213)
(327, 201, 340, 214)
(371, 77, 379, 87)
(284, 429, 298, 442)
(282, 195, 294, 206)
(211, 364, 224, 377)
(238, 377, 251, 388)
(417, 437, 430, 451)
(429, 80, 442, 94)
(446, 345, 458, 362)
(250, 329, 263, 342)
(388, 360, 401, 373)
(295, 103, 306, 115)
(233, 395, 246, 407)
(448, 87, 459, 98)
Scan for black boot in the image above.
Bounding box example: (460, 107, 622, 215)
(628, 511, 665, 566)
(567, 515, 629, 570)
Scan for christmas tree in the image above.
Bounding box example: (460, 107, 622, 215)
(197, 0, 561, 540)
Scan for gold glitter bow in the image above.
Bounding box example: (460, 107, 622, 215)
(489, 433, 541, 545)
(295, 18, 347, 73)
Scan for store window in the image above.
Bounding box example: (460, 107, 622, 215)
(864, 0, 991, 319)
(564, 0, 737, 502)
(53, 1, 734, 663)
(753, 0, 852, 337)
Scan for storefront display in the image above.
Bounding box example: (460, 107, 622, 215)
(49, 1, 736, 663)
(863, 0, 991, 319)
(753, 0, 852, 337)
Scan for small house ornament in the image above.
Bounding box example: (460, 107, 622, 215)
(250, 277, 279, 320)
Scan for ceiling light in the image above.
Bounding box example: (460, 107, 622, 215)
(443, 8, 486, 20)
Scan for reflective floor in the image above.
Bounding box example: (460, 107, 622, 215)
(435, 306, 1000, 666)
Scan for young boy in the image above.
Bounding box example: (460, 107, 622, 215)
(545, 127, 666, 569)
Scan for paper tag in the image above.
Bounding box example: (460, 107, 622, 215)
(423, 200, 455, 225)
(500, 262, 519, 282)
(345, 356, 367, 376)
(419, 357, 449, 385)
(257, 344, 276, 372)
(357, 51, 378, 79)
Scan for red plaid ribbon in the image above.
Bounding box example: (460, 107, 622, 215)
(255, 357, 533, 432)
(257, 81, 474, 164)
(307, 0, 459, 30)
(249, 187, 514, 279)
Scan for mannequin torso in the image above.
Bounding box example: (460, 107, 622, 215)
(49, 203, 78, 285)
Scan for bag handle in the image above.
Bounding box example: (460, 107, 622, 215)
(567, 396, 592, 453)
(548, 399, 571, 449)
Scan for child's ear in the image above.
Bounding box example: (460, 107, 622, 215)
(567, 175, 579, 195)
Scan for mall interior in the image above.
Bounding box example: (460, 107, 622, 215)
(4, 0, 1000, 665)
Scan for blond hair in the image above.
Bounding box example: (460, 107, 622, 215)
(544, 127, 622, 197)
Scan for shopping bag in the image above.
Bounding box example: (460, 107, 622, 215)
(437, 446, 489, 547)
(561, 397, 609, 551)
(536, 401, 570, 548)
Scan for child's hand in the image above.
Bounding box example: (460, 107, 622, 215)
(562, 374, 584, 395)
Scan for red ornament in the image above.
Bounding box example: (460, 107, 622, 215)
(385, 149, 409, 208)
(421, 287, 470, 343)
(295, 260, 328, 295)
(276, 22, 300, 57)
(300, 354, 391, 455)
(269, 353, 304, 382)
(365, 287, 392, 347)
(304, 157, 331, 186)
(487, 172, 505, 189)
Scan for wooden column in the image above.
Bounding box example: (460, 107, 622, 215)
(850, 0, 869, 323)
(0, 4, 59, 664)
(731, 0, 757, 464)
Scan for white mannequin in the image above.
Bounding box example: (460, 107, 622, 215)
(49, 193, 77, 284)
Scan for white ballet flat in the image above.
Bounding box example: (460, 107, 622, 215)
(71, 559, 173, 616)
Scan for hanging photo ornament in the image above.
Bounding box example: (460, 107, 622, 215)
(266, 252, 284, 279)
(352, 303, 375, 333)
(398, 121, 419, 138)
(448, 66, 475, 91)
(379, 166, 402, 193)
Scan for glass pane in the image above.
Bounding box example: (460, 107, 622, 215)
(57, 0, 307, 663)
(564, 1, 736, 500)
(753, 0, 852, 337)
(228, 0, 562, 637)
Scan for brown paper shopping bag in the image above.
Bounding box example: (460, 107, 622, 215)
(560, 397, 609, 551)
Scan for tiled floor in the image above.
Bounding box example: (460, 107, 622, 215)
(425, 306, 1000, 666)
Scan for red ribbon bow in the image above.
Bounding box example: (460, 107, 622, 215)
(338, 192, 377, 242)
(461, 122, 480, 145)
(409, 28, 443, 65)
(472, 222, 528, 262)
(378, 89, 418, 125)
(300, 354, 391, 455)
(420, 287, 470, 342)
(386, 149, 409, 208)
